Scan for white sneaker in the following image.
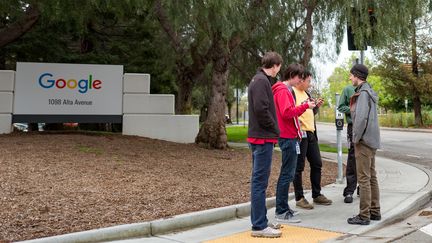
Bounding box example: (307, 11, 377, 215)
(275, 211, 301, 223)
(289, 208, 300, 216)
(251, 226, 282, 238)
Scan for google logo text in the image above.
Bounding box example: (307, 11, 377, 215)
(38, 73, 102, 94)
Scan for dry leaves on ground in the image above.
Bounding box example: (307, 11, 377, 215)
(0, 132, 338, 241)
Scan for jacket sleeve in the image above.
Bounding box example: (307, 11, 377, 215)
(275, 89, 309, 120)
(338, 87, 351, 114)
(252, 80, 277, 132)
(352, 91, 370, 143)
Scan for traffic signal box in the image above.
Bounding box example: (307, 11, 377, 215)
(347, 3, 376, 51)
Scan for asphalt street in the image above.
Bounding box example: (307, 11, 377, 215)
(316, 123, 432, 168)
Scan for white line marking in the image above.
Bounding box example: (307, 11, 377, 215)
(420, 223, 432, 236)
(407, 154, 423, 159)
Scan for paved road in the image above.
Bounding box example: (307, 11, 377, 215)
(316, 123, 432, 168)
(318, 123, 432, 242)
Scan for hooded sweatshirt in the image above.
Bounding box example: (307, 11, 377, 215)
(350, 82, 381, 149)
(247, 69, 279, 139)
(272, 81, 309, 139)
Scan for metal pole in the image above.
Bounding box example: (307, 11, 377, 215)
(335, 93, 344, 184)
(360, 50, 365, 64)
(243, 109, 246, 128)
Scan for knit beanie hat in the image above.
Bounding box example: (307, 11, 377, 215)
(350, 64, 368, 81)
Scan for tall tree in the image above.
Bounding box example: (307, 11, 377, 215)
(195, 0, 266, 149)
(376, 4, 432, 126)
(153, 0, 209, 114)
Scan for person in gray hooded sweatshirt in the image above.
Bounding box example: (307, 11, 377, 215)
(347, 64, 381, 225)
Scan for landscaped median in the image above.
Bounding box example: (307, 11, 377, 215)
(0, 132, 338, 242)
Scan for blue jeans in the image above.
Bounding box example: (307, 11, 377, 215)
(249, 142, 274, 230)
(275, 138, 299, 215)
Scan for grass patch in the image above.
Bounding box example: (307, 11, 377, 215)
(319, 143, 348, 154)
(226, 126, 248, 142)
(76, 145, 103, 155)
(226, 125, 348, 154)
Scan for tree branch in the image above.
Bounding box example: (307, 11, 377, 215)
(228, 0, 266, 52)
(153, 0, 184, 55)
(0, 3, 40, 48)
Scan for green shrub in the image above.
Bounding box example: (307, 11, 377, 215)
(226, 125, 348, 153)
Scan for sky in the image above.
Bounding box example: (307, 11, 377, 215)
(312, 33, 375, 91)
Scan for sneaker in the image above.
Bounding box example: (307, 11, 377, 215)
(370, 213, 381, 221)
(296, 197, 314, 209)
(251, 226, 282, 238)
(269, 222, 282, 229)
(275, 211, 301, 223)
(347, 215, 370, 225)
(344, 194, 353, 203)
(288, 208, 299, 216)
(313, 194, 333, 205)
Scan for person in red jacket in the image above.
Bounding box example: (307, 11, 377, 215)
(272, 64, 315, 223)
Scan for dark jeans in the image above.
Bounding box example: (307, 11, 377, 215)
(249, 143, 274, 230)
(294, 131, 322, 201)
(275, 138, 298, 215)
(343, 124, 358, 196)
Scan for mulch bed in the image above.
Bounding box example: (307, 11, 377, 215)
(0, 132, 338, 242)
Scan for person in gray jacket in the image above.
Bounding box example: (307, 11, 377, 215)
(347, 64, 381, 225)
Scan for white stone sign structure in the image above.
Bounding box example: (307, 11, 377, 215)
(122, 73, 199, 143)
(14, 62, 123, 123)
(0, 63, 198, 143)
(0, 71, 14, 133)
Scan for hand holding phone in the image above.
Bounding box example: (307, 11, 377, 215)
(315, 98, 324, 107)
(307, 99, 316, 109)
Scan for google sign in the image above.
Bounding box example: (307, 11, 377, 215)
(13, 62, 123, 122)
(38, 73, 102, 94)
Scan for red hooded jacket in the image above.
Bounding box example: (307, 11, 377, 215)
(272, 81, 309, 139)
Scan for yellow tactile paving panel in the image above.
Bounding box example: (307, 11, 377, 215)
(204, 225, 343, 243)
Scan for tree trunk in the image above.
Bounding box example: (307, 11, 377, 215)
(0, 49, 5, 69)
(176, 73, 194, 114)
(300, 0, 316, 67)
(199, 105, 208, 122)
(411, 15, 423, 127)
(412, 93, 423, 127)
(195, 41, 228, 149)
(0, 4, 40, 48)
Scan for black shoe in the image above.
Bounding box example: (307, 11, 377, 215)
(347, 215, 370, 225)
(370, 214, 381, 221)
(344, 194, 353, 203)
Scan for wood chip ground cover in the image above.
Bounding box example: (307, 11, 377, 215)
(0, 133, 338, 242)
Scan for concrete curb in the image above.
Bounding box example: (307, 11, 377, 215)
(359, 162, 432, 234)
(327, 162, 432, 242)
(19, 195, 296, 243)
(19, 222, 151, 243)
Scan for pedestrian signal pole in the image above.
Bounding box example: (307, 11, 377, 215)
(335, 93, 344, 184)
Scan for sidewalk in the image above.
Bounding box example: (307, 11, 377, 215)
(20, 152, 432, 243)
